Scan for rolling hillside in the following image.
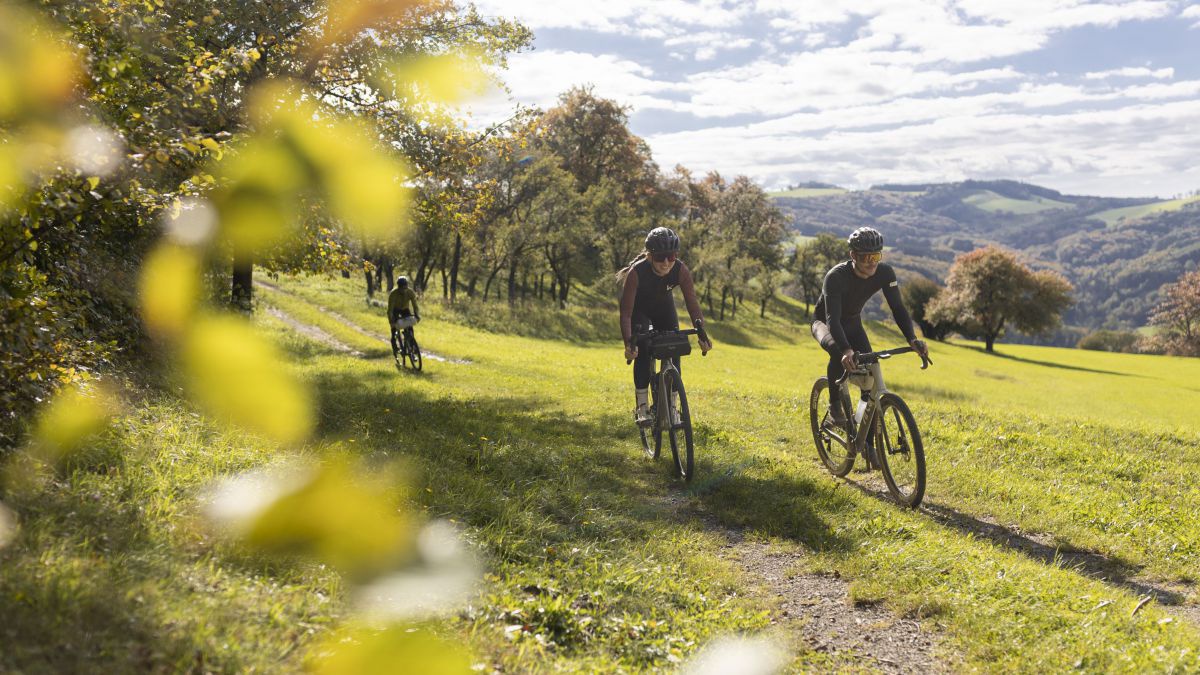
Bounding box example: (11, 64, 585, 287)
(7, 272, 1200, 672)
(773, 180, 1200, 337)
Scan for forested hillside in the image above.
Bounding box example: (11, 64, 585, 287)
(774, 180, 1200, 333)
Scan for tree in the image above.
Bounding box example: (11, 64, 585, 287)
(1144, 269, 1200, 356)
(901, 276, 954, 340)
(928, 246, 1073, 352)
(792, 233, 845, 314)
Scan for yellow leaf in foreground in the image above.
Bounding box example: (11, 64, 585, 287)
(246, 460, 412, 578)
(310, 625, 471, 675)
(391, 51, 490, 105)
(182, 315, 313, 444)
(139, 244, 200, 339)
(30, 382, 121, 463)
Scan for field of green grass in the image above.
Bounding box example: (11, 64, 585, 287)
(962, 190, 1072, 214)
(5, 272, 1200, 672)
(1091, 196, 1200, 227)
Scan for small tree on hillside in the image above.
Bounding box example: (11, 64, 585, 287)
(1144, 268, 1200, 356)
(792, 233, 845, 314)
(901, 276, 955, 340)
(928, 246, 1073, 352)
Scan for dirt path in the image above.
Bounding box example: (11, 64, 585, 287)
(732, 536, 947, 674)
(255, 279, 469, 364)
(661, 490, 952, 673)
(264, 307, 364, 357)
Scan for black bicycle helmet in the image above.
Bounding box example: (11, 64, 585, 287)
(397, 275, 409, 287)
(847, 227, 883, 253)
(645, 227, 680, 254)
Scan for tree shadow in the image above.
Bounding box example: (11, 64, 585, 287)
(916, 499, 1187, 605)
(956, 344, 1132, 377)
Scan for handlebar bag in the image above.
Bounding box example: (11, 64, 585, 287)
(650, 332, 692, 359)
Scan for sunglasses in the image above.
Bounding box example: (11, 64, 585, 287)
(651, 252, 677, 263)
(855, 251, 883, 264)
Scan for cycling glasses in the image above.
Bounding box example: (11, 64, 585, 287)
(854, 251, 883, 264)
(651, 252, 677, 263)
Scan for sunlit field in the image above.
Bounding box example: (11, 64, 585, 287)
(5, 271, 1200, 672)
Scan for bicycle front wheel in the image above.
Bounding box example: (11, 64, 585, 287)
(408, 335, 423, 372)
(809, 377, 854, 477)
(664, 370, 694, 481)
(875, 393, 926, 508)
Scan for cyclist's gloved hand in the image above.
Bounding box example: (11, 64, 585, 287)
(693, 319, 712, 355)
(841, 349, 857, 374)
(624, 342, 638, 362)
(909, 338, 927, 357)
(414, 315, 421, 322)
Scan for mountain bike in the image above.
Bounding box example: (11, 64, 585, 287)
(630, 327, 702, 481)
(391, 317, 422, 372)
(809, 346, 931, 507)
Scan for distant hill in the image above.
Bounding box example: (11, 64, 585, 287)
(772, 180, 1200, 340)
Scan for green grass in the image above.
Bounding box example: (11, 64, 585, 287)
(769, 187, 847, 199)
(1090, 196, 1200, 227)
(963, 190, 1072, 214)
(6, 271, 1200, 671)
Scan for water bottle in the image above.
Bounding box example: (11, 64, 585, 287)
(854, 400, 867, 425)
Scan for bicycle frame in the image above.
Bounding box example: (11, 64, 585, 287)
(843, 362, 889, 456)
(651, 359, 682, 431)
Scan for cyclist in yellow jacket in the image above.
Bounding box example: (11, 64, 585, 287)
(388, 276, 420, 353)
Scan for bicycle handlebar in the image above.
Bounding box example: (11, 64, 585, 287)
(626, 328, 705, 365)
(835, 345, 932, 384)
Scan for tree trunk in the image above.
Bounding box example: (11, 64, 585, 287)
(985, 334, 996, 352)
(719, 286, 728, 321)
(441, 265, 449, 300)
(484, 266, 501, 302)
(231, 250, 253, 311)
(449, 232, 462, 303)
(760, 296, 768, 318)
(467, 276, 477, 298)
(549, 277, 557, 300)
(704, 280, 713, 314)
(364, 262, 376, 299)
(557, 274, 569, 309)
(507, 257, 520, 305)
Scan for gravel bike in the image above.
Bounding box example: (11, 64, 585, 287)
(630, 327, 702, 481)
(391, 316, 422, 372)
(809, 346, 931, 507)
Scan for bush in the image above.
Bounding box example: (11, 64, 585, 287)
(1076, 330, 1139, 353)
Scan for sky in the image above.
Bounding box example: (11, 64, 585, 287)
(466, 0, 1200, 198)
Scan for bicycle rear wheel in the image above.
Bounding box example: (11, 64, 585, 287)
(664, 370, 694, 481)
(875, 393, 926, 508)
(809, 377, 854, 477)
(407, 334, 423, 371)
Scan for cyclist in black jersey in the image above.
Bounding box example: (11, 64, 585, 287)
(812, 227, 928, 423)
(618, 227, 712, 425)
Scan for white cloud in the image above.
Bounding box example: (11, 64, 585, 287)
(467, 1, 1200, 196)
(1085, 66, 1175, 79)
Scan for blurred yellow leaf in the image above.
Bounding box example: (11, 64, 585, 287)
(0, 5, 82, 122)
(221, 81, 411, 244)
(209, 459, 412, 578)
(311, 625, 471, 675)
(30, 382, 121, 464)
(140, 244, 201, 339)
(213, 136, 305, 251)
(319, 0, 425, 49)
(0, 501, 18, 550)
(182, 315, 313, 444)
(390, 52, 490, 106)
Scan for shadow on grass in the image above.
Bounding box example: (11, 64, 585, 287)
(956, 344, 1132, 377)
(917, 499, 1186, 605)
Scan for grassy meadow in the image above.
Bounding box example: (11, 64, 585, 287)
(4, 271, 1200, 672)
